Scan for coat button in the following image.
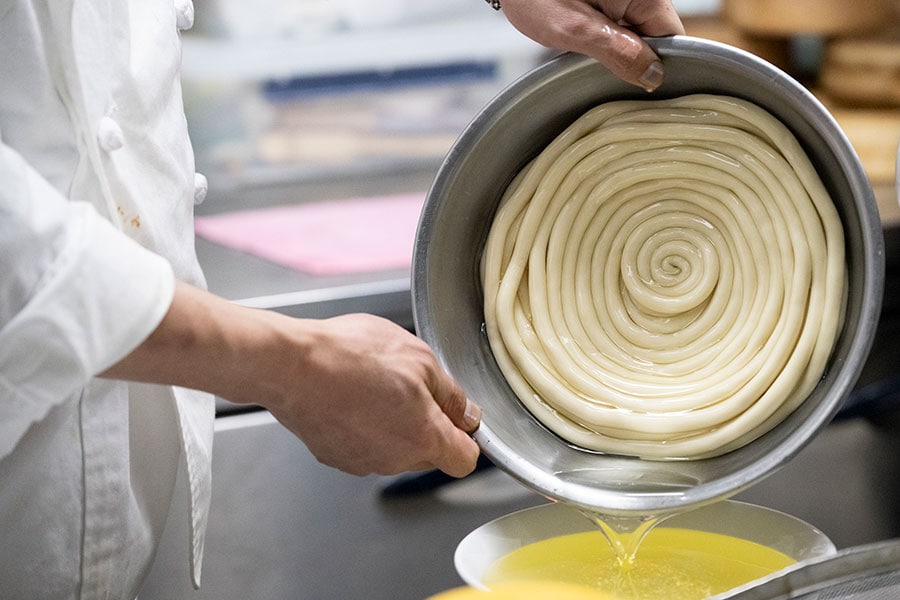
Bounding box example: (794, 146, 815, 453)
(97, 116, 125, 152)
(174, 0, 195, 31)
(193, 172, 208, 205)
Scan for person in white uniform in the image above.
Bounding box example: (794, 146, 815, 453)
(0, 0, 683, 598)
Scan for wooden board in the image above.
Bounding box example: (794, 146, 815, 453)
(826, 103, 899, 228)
(820, 35, 900, 107)
(721, 0, 894, 36)
(829, 107, 900, 186)
(682, 16, 791, 70)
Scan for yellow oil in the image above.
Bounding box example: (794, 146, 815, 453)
(483, 527, 795, 600)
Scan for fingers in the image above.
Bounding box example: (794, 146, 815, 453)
(424, 361, 483, 477)
(560, 8, 667, 92)
(430, 426, 482, 478)
(603, 0, 685, 37)
(595, 24, 665, 92)
(500, 0, 684, 92)
(592, 0, 685, 91)
(429, 363, 482, 434)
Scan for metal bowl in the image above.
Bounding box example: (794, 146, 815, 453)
(411, 36, 884, 515)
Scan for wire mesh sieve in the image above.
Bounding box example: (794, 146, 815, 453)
(721, 540, 900, 600)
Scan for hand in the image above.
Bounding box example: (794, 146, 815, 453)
(101, 282, 482, 478)
(259, 313, 482, 478)
(499, 0, 685, 91)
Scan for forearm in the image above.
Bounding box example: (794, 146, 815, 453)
(99, 280, 298, 406)
(100, 281, 482, 477)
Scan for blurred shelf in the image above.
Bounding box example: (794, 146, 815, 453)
(181, 15, 545, 83)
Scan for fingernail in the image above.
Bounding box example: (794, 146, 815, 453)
(639, 60, 665, 92)
(463, 398, 482, 432)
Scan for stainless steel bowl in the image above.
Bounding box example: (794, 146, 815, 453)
(412, 36, 884, 515)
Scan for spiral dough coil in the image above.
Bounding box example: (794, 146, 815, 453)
(481, 94, 846, 459)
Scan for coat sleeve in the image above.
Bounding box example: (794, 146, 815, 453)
(0, 140, 176, 460)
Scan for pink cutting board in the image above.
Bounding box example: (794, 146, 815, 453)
(194, 193, 425, 275)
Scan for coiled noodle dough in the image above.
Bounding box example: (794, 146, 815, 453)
(481, 94, 845, 459)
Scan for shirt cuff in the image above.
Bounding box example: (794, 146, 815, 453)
(0, 200, 175, 460)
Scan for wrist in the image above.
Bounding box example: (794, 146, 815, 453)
(99, 281, 287, 402)
(194, 292, 310, 408)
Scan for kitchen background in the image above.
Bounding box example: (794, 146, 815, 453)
(141, 0, 900, 598)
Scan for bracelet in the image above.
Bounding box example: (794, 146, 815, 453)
(485, 0, 501, 10)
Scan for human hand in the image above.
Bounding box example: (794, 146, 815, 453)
(260, 313, 482, 478)
(498, 0, 685, 91)
(100, 283, 482, 478)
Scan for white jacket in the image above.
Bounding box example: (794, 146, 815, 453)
(0, 1, 214, 597)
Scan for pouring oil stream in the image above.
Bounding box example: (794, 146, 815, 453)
(578, 509, 674, 570)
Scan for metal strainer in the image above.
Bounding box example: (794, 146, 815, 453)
(412, 36, 884, 515)
(718, 539, 900, 599)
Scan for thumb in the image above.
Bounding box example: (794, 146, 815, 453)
(501, 0, 671, 92)
(576, 19, 667, 92)
(575, 0, 684, 91)
(435, 426, 482, 478)
(429, 367, 482, 434)
(427, 368, 484, 478)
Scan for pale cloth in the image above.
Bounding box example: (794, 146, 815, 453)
(0, 1, 214, 597)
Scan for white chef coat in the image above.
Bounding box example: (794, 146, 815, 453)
(0, 1, 215, 598)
